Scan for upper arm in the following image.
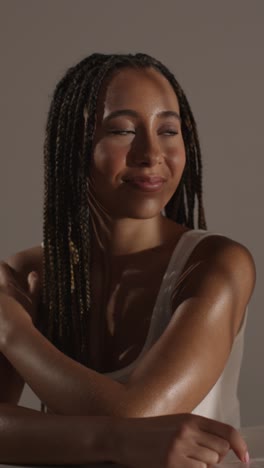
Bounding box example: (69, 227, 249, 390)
(123, 236, 256, 417)
(0, 245, 43, 404)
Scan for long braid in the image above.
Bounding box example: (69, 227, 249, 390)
(41, 52, 207, 410)
(148, 59, 206, 229)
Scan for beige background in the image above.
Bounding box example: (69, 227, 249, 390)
(0, 0, 263, 426)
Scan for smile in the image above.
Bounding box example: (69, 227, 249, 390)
(123, 176, 166, 192)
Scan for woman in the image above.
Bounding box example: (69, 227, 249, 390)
(0, 52, 255, 464)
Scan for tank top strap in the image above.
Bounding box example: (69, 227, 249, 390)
(164, 229, 219, 284)
(104, 229, 222, 381)
(144, 229, 221, 348)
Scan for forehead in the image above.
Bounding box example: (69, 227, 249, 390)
(97, 67, 180, 117)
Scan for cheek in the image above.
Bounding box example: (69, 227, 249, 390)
(165, 142, 186, 177)
(92, 140, 127, 177)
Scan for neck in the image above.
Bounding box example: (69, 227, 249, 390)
(90, 213, 172, 257)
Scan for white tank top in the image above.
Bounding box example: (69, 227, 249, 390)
(103, 229, 246, 428)
(41, 229, 246, 427)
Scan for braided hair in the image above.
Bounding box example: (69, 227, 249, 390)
(41, 52, 207, 376)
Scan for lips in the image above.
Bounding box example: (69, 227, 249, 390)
(126, 176, 165, 184)
(123, 175, 166, 192)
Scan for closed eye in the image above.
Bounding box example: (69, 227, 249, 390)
(109, 130, 136, 135)
(159, 130, 178, 136)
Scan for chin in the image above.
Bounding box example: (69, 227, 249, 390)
(115, 200, 166, 220)
(126, 212, 160, 220)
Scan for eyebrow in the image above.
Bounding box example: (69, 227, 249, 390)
(104, 109, 181, 122)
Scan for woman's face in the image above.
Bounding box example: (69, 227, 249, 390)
(89, 66, 186, 220)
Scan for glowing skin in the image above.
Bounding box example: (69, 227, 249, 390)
(90, 67, 185, 219)
(88, 67, 186, 256)
(0, 66, 255, 466)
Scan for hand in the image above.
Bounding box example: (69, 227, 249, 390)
(0, 261, 40, 324)
(114, 413, 248, 468)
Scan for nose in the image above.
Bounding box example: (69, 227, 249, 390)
(128, 131, 163, 167)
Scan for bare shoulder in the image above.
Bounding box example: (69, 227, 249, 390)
(173, 233, 256, 334)
(3, 244, 43, 289)
(188, 233, 256, 283)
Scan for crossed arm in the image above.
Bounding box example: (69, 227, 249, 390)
(0, 236, 255, 418)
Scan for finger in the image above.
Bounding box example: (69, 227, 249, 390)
(2, 283, 33, 311)
(189, 445, 220, 466)
(6, 282, 33, 303)
(197, 416, 248, 462)
(169, 453, 207, 468)
(181, 459, 207, 468)
(0, 261, 14, 283)
(0, 263, 34, 315)
(0, 262, 28, 291)
(27, 272, 40, 297)
(198, 432, 230, 458)
(28, 271, 39, 292)
(0, 262, 31, 301)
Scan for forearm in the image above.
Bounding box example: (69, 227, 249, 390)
(0, 289, 241, 420)
(0, 353, 24, 403)
(0, 403, 114, 465)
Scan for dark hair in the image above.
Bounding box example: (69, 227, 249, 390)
(41, 52, 207, 374)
